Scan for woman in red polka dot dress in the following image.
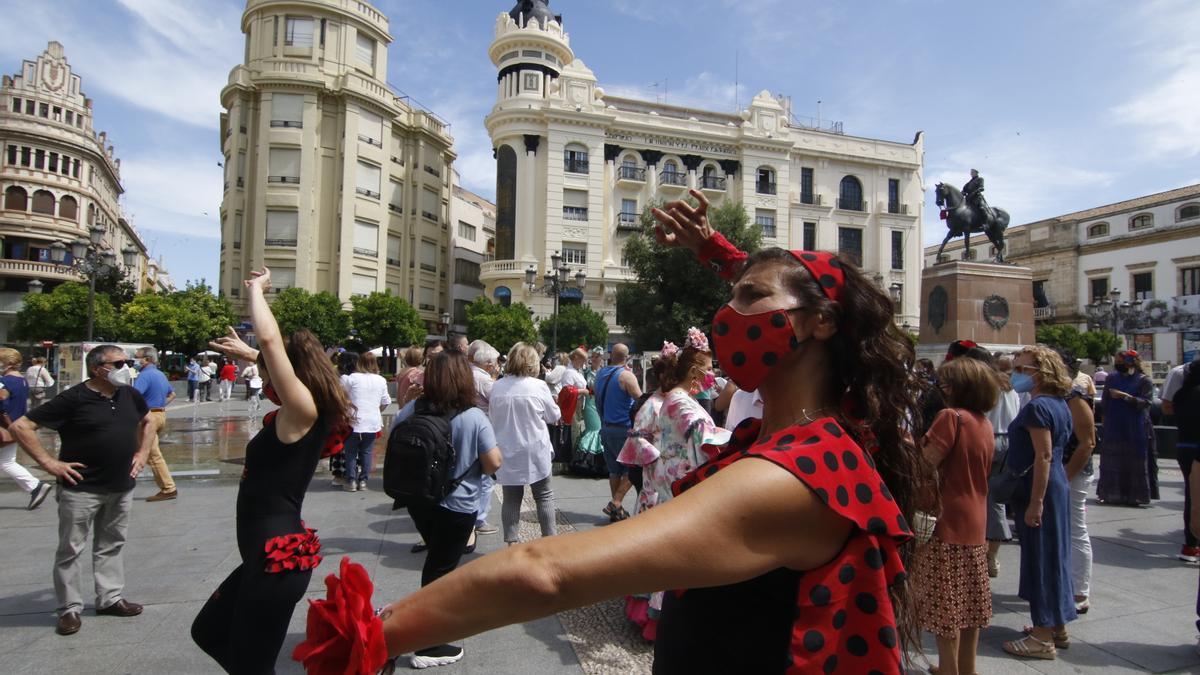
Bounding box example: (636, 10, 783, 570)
(296, 189, 933, 675)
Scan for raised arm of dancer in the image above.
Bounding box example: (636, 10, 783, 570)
(245, 268, 316, 441)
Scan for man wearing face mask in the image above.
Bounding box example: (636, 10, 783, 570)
(134, 347, 177, 502)
(9, 345, 155, 637)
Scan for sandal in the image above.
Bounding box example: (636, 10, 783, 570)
(602, 502, 619, 517)
(1021, 625, 1069, 649)
(611, 505, 630, 522)
(1003, 634, 1057, 660)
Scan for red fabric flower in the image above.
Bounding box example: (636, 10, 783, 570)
(558, 386, 581, 423)
(264, 524, 323, 574)
(322, 422, 352, 459)
(293, 557, 388, 675)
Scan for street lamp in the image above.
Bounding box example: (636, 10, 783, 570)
(26, 279, 44, 295)
(1087, 287, 1130, 360)
(44, 225, 134, 340)
(439, 311, 451, 339)
(888, 283, 902, 319)
(526, 250, 587, 355)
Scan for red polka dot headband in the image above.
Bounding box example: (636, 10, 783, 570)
(789, 251, 845, 302)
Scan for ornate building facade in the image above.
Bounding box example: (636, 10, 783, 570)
(0, 42, 165, 343)
(481, 2, 925, 344)
(218, 0, 456, 331)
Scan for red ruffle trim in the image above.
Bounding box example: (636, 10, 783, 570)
(264, 524, 323, 574)
(293, 556, 389, 675)
(624, 596, 658, 642)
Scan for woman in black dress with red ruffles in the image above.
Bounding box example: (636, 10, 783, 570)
(297, 190, 933, 675)
(192, 268, 353, 674)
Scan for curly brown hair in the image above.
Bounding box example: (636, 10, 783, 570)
(740, 248, 933, 660)
(658, 346, 712, 393)
(258, 329, 354, 431)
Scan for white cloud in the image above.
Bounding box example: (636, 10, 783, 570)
(604, 72, 740, 112)
(118, 153, 224, 238)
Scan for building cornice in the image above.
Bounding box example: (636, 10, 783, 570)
(1078, 222, 1200, 255)
(241, 0, 393, 44)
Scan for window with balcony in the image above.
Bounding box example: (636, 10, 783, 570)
(661, 160, 686, 186)
(562, 244, 587, 266)
(3, 186, 27, 211)
(1182, 267, 1200, 296)
(386, 235, 402, 267)
(888, 178, 901, 214)
(59, 195, 78, 221)
(1129, 213, 1153, 230)
(1087, 222, 1109, 238)
(20, 146, 30, 167)
(268, 147, 301, 184)
(31, 189, 55, 215)
(351, 274, 375, 297)
(34, 149, 44, 170)
(270, 93, 304, 128)
(355, 161, 381, 199)
(803, 222, 816, 251)
(891, 230, 904, 270)
(388, 180, 403, 213)
(236, 152, 245, 188)
(699, 165, 724, 190)
(618, 157, 644, 182)
(355, 33, 376, 71)
(455, 258, 482, 287)
(618, 198, 639, 229)
(4, 145, 14, 166)
(1178, 204, 1200, 222)
(1090, 277, 1109, 303)
(48, 153, 58, 173)
(39, 102, 48, 118)
(563, 188, 588, 221)
(800, 167, 815, 204)
(353, 220, 378, 256)
(564, 145, 589, 174)
(284, 17, 314, 47)
(265, 210, 299, 246)
(756, 167, 776, 195)
(755, 209, 776, 238)
(1132, 271, 1153, 300)
(419, 239, 438, 272)
(839, 175, 864, 211)
(358, 108, 384, 147)
(837, 226, 863, 266)
(1033, 280, 1049, 308)
(458, 221, 476, 242)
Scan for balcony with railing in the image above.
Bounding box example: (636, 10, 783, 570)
(264, 238, 298, 247)
(0, 259, 82, 282)
(268, 175, 300, 185)
(358, 134, 383, 148)
(838, 198, 866, 212)
(564, 158, 589, 174)
(616, 212, 640, 232)
(1034, 306, 1056, 321)
(699, 175, 726, 191)
(887, 201, 909, 215)
(660, 171, 687, 188)
(756, 181, 777, 195)
(353, 247, 378, 257)
(563, 206, 589, 222)
(797, 192, 821, 206)
(617, 165, 645, 183)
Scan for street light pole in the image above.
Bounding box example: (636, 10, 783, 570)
(45, 225, 136, 341)
(525, 250, 587, 357)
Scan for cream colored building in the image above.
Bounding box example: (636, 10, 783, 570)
(219, 0, 456, 331)
(0, 42, 165, 342)
(924, 183, 1200, 365)
(481, 2, 924, 344)
(448, 173, 494, 336)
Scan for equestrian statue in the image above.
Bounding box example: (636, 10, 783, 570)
(934, 169, 1010, 263)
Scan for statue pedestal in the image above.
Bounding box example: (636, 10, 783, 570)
(917, 261, 1035, 362)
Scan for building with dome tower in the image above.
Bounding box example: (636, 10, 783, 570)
(218, 0, 456, 333)
(481, 0, 925, 345)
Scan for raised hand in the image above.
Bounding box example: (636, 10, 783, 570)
(245, 267, 272, 293)
(209, 325, 259, 362)
(651, 189, 713, 253)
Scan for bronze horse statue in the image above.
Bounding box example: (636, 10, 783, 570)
(934, 183, 1010, 263)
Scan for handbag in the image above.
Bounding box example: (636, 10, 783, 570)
(988, 436, 1031, 503)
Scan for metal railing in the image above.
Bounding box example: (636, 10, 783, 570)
(358, 134, 383, 148)
(269, 120, 303, 128)
(617, 165, 645, 181)
(756, 181, 777, 195)
(616, 212, 640, 231)
(888, 202, 908, 215)
(1034, 306, 1056, 320)
(356, 187, 381, 199)
(838, 198, 866, 211)
(265, 238, 297, 247)
(564, 158, 589, 174)
(799, 192, 821, 205)
(563, 206, 589, 221)
(699, 175, 726, 190)
(660, 171, 687, 187)
(268, 176, 300, 184)
(353, 247, 377, 257)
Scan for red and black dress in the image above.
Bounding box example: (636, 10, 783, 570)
(653, 417, 913, 674)
(192, 415, 328, 674)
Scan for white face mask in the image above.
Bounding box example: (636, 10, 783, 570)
(107, 366, 133, 387)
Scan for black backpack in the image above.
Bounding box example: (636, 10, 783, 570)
(383, 401, 471, 508)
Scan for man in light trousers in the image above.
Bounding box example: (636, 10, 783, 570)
(134, 347, 177, 502)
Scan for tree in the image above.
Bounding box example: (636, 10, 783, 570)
(12, 282, 120, 342)
(616, 199, 762, 349)
(466, 297, 536, 356)
(120, 292, 181, 349)
(538, 303, 608, 353)
(92, 264, 138, 311)
(269, 288, 349, 347)
(1035, 324, 1122, 365)
(1082, 329, 1122, 365)
(349, 292, 425, 352)
(168, 283, 237, 355)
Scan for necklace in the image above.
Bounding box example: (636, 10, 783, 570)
(795, 407, 838, 426)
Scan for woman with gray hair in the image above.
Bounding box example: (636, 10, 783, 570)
(489, 342, 561, 544)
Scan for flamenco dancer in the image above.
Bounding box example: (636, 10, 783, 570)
(297, 189, 932, 674)
(192, 267, 353, 673)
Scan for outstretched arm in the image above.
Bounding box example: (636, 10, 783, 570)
(651, 189, 747, 280)
(244, 269, 317, 439)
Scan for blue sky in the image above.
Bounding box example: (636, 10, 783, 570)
(2, 0, 1196, 287)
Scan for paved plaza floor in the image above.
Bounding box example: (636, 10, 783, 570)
(1, 398, 1199, 673)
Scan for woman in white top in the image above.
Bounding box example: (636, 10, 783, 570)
(24, 357, 55, 408)
(985, 356, 1022, 577)
(489, 342, 561, 544)
(339, 351, 392, 492)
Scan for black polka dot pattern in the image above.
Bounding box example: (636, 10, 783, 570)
(747, 325, 762, 340)
(838, 564, 856, 584)
(822, 655, 838, 674)
(770, 312, 788, 328)
(794, 456, 817, 474)
(835, 486, 850, 507)
(731, 352, 746, 366)
(846, 635, 869, 657)
(762, 352, 778, 366)
(842, 450, 859, 470)
(823, 422, 843, 438)
(803, 629, 825, 653)
(776, 434, 796, 446)
(823, 452, 839, 471)
(714, 321, 729, 336)
(878, 626, 897, 649)
(855, 483, 873, 504)
(855, 593, 878, 614)
(810, 585, 831, 606)
(832, 609, 847, 629)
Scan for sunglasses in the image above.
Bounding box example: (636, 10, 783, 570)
(103, 359, 135, 369)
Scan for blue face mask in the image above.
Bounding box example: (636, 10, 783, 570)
(1011, 372, 1035, 394)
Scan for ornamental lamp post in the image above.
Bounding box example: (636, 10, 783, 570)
(440, 311, 451, 339)
(526, 250, 587, 356)
(47, 225, 125, 341)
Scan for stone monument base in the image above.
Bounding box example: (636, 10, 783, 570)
(918, 261, 1035, 362)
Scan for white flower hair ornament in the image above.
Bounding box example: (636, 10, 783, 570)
(684, 327, 711, 353)
(660, 341, 680, 359)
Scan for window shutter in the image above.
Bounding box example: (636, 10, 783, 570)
(355, 34, 375, 66)
(265, 211, 298, 243)
(352, 274, 376, 296)
(272, 267, 296, 289)
(387, 235, 402, 262)
(563, 189, 587, 208)
(389, 180, 404, 208)
(272, 94, 303, 124)
(356, 161, 380, 196)
(353, 220, 378, 254)
(269, 148, 299, 180)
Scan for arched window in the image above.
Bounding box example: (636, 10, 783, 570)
(618, 154, 643, 181)
(662, 159, 684, 186)
(59, 195, 78, 221)
(1178, 204, 1200, 221)
(1087, 222, 1109, 238)
(1129, 213, 1153, 230)
(756, 166, 776, 194)
(87, 203, 96, 225)
(4, 186, 27, 211)
(563, 143, 588, 174)
(839, 176, 863, 211)
(494, 285, 512, 308)
(31, 189, 55, 215)
(700, 164, 723, 190)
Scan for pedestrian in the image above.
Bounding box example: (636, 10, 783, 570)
(446, 334, 468, 355)
(24, 356, 55, 408)
(490, 342, 561, 545)
(985, 356, 1021, 578)
(1164, 360, 1200, 562)
(0, 348, 52, 509)
(9, 344, 154, 636)
(186, 357, 201, 402)
(1056, 349, 1098, 615)
(1096, 350, 1157, 506)
(617, 351, 669, 509)
(192, 268, 353, 673)
(387, 350, 502, 669)
(911, 357, 998, 675)
(467, 340, 501, 536)
(299, 189, 932, 674)
(242, 361, 260, 400)
(395, 345, 426, 408)
(204, 359, 218, 401)
(197, 358, 212, 401)
(1002, 345, 1078, 660)
(133, 347, 178, 503)
(340, 352, 391, 492)
(594, 343, 643, 522)
(219, 360, 237, 401)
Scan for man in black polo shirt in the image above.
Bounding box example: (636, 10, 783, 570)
(10, 344, 154, 636)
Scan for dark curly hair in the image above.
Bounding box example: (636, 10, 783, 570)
(739, 248, 933, 661)
(658, 346, 711, 393)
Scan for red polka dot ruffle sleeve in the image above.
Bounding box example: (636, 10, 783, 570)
(675, 417, 912, 675)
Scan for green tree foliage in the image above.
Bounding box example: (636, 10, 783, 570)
(616, 199, 761, 349)
(12, 282, 119, 342)
(120, 292, 181, 349)
(466, 297, 536, 356)
(1035, 324, 1122, 365)
(92, 264, 138, 311)
(169, 283, 238, 355)
(269, 288, 349, 347)
(1083, 330, 1123, 365)
(538, 303, 608, 353)
(349, 292, 425, 350)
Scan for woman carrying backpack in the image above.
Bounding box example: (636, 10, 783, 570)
(388, 350, 502, 668)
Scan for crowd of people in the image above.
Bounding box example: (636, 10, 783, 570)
(2, 187, 1198, 674)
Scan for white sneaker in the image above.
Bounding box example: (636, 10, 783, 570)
(411, 644, 463, 669)
(357, 480, 368, 492)
(331, 476, 347, 488)
(344, 481, 358, 492)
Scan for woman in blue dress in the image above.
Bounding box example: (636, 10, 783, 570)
(1096, 350, 1157, 505)
(1003, 345, 1077, 661)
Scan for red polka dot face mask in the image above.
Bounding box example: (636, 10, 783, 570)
(712, 303, 805, 393)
